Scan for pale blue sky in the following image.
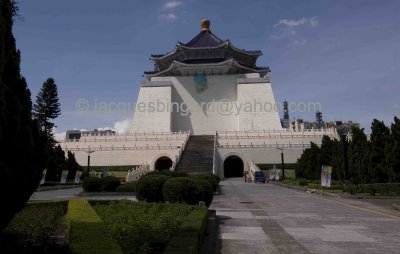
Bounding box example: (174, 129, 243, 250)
(13, 0, 400, 134)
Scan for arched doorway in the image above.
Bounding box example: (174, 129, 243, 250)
(154, 156, 173, 171)
(224, 155, 244, 177)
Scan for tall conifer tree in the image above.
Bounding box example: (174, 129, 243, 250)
(0, 0, 46, 230)
(33, 77, 61, 138)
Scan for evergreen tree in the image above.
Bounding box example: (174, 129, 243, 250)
(347, 127, 369, 184)
(0, 0, 46, 230)
(319, 135, 334, 166)
(66, 151, 82, 179)
(46, 144, 66, 181)
(295, 142, 321, 180)
(33, 77, 61, 138)
(368, 119, 390, 183)
(331, 139, 345, 181)
(387, 116, 400, 182)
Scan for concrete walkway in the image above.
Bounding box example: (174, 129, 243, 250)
(210, 178, 400, 254)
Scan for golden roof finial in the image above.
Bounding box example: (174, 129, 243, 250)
(201, 19, 210, 32)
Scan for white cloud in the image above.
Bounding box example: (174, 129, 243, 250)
(310, 16, 319, 27)
(113, 118, 132, 133)
(96, 127, 113, 131)
(54, 131, 66, 141)
(163, 0, 182, 10)
(274, 17, 319, 28)
(159, 13, 178, 22)
(274, 18, 307, 27)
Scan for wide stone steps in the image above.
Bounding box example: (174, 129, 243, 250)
(175, 135, 214, 174)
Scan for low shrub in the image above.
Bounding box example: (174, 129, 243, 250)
(371, 183, 400, 195)
(100, 176, 121, 191)
(357, 184, 373, 194)
(201, 172, 220, 184)
(163, 177, 197, 205)
(192, 178, 213, 207)
(92, 201, 195, 254)
(163, 208, 208, 254)
(172, 171, 189, 177)
(66, 200, 123, 254)
(343, 183, 357, 195)
(193, 174, 218, 192)
(282, 178, 297, 184)
(136, 174, 170, 202)
(2, 201, 68, 250)
(82, 177, 102, 192)
(159, 170, 174, 176)
(116, 181, 137, 192)
(144, 171, 161, 176)
(307, 183, 343, 190)
(298, 179, 310, 186)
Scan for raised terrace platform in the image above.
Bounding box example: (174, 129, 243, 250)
(58, 129, 338, 178)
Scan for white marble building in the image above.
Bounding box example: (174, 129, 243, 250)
(59, 19, 338, 178)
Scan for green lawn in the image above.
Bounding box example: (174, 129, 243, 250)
(91, 201, 200, 253)
(0, 201, 69, 254)
(1, 200, 208, 254)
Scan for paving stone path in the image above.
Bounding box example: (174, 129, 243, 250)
(210, 179, 400, 254)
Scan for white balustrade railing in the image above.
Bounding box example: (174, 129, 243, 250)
(212, 131, 217, 175)
(58, 131, 190, 143)
(125, 163, 150, 182)
(245, 161, 261, 182)
(217, 129, 337, 140)
(64, 144, 184, 152)
(170, 130, 190, 171)
(217, 142, 311, 150)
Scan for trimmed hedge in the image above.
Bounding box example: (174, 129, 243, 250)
(82, 177, 102, 192)
(173, 171, 189, 177)
(193, 174, 218, 192)
(307, 183, 343, 190)
(163, 177, 197, 205)
(159, 170, 174, 176)
(163, 208, 209, 254)
(136, 174, 170, 202)
(92, 201, 196, 253)
(163, 177, 214, 207)
(100, 176, 121, 191)
(357, 183, 400, 196)
(116, 181, 137, 192)
(343, 183, 357, 195)
(298, 179, 311, 186)
(192, 178, 214, 207)
(3, 201, 68, 251)
(66, 200, 123, 254)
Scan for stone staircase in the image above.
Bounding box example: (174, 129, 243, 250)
(175, 135, 214, 174)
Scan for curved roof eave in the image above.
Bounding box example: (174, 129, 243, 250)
(144, 59, 269, 79)
(150, 41, 262, 61)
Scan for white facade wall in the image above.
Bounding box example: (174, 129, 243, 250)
(237, 82, 282, 131)
(214, 129, 338, 178)
(59, 132, 189, 171)
(131, 73, 283, 135)
(131, 86, 172, 132)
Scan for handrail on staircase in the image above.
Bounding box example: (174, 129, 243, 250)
(212, 131, 217, 175)
(170, 129, 191, 171)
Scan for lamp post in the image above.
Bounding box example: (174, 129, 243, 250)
(85, 149, 95, 177)
(276, 147, 285, 180)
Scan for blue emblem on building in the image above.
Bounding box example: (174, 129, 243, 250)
(194, 73, 207, 93)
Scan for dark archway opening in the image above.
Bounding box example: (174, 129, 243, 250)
(155, 156, 173, 171)
(224, 155, 244, 177)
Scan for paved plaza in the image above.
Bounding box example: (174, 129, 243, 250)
(210, 179, 400, 254)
